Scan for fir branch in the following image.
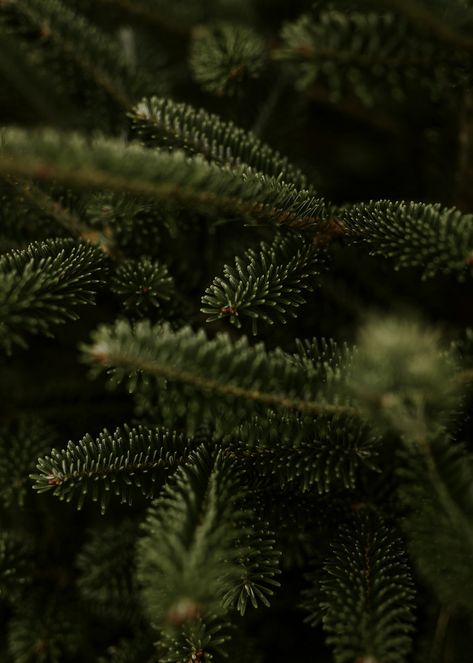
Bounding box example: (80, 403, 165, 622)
(240, 414, 380, 494)
(7, 598, 82, 662)
(0, 238, 106, 353)
(7, 0, 138, 109)
(221, 508, 281, 615)
(130, 96, 308, 187)
(82, 321, 356, 434)
(137, 446, 243, 660)
(201, 232, 321, 334)
(342, 201, 473, 279)
(137, 446, 280, 659)
(111, 257, 175, 315)
(0, 129, 327, 230)
(303, 511, 416, 663)
(31, 425, 196, 513)
(190, 22, 267, 97)
(276, 8, 468, 104)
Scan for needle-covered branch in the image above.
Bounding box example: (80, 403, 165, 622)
(130, 96, 307, 187)
(0, 238, 106, 353)
(82, 320, 356, 434)
(201, 232, 322, 334)
(31, 425, 197, 512)
(0, 129, 327, 230)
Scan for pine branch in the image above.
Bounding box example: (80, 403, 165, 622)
(0, 129, 327, 231)
(82, 321, 356, 435)
(31, 425, 196, 513)
(130, 96, 308, 187)
(342, 201, 473, 280)
(0, 238, 106, 353)
(201, 232, 322, 334)
(303, 511, 416, 663)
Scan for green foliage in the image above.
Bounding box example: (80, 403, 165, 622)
(98, 632, 156, 663)
(77, 520, 140, 622)
(82, 320, 354, 434)
(2, 0, 149, 119)
(137, 446, 280, 660)
(0, 418, 56, 508)
(0, 238, 106, 353)
(0, 533, 32, 603)
(399, 435, 473, 615)
(303, 511, 416, 663)
(2, 0, 473, 659)
(201, 232, 321, 333)
(0, 129, 326, 230)
(190, 22, 266, 97)
(240, 413, 380, 494)
(0, 22, 70, 126)
(277, 6, 469, 104)
(111, 257, 175, 315)
(32, 425, 196, 512)
(7, 599, 82, 663)
(293, 336, 354, 403)
(130, 96, 308, 187)
(342, 201, 473, 280)
(347, 316, 460, 437)
(221, 508, 281, 615)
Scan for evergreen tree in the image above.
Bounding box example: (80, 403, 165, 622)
(2, 1, 473, 661)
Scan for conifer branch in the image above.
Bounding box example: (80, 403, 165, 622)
(400, 435, 473, 615)
(277, 8, 468, 103)
(342, 201, 473, 280)
(303, 512, 416, 663)
(130, 96, 308, 187)
(82, 321, 356, 433)
(201, 232, 322, 333)
(8, 0, 136, 108)
(0, 130, 327, 230)
(137, 446, 280, 659)
(31, 425, 196, 512)
(239, 414, 380, 494)
(0, 238, 106, 353)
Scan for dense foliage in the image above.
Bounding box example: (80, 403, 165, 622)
(2, 1, 473, 661)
